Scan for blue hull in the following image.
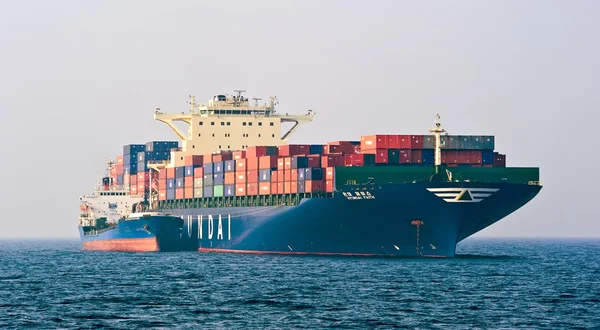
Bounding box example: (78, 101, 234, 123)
(164, 182, 542, 257)
(79, 216, 184, 252)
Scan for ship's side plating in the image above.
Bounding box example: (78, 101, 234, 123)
(168, 182, 541, 257)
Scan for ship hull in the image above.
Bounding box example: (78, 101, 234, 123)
(79, 216, 184, 252)
(165, 182, 542, 257)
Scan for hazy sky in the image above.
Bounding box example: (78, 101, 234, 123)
(1, 1, 598, 238)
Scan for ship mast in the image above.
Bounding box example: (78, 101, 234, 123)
(428, 114, 446, 169)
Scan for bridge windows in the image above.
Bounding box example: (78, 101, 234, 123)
(221, 122, 225, 126)
(272, 134, 275, 137)
(270, 122, 274, 126)
(248, 122, 253, 126)
(199, 122, 203, 125)
(258, 134, 261, 137)
(243, 122, 246, 126)
(258, 122, 262, 126)
(227, 122, 231, 126)
(211, 122, 215, 126)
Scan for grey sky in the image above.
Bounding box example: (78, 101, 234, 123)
(0, 0, 598, 238)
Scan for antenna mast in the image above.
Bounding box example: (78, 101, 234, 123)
(428, 114, 446, 169)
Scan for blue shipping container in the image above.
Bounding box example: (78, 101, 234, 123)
(176, 178, 184, 188)
(139, 151, 171, 162)
(259, 169, 271, 182)
(116, 175, 124, 186)
(203, 162, 214, 175)
(203, 174, 214, 186)
(213, 173, 224, 185)
(482, 150, 494, 164)
(203, 186, 214, 198)
(297, 169, 305, 181)
(126, 163, 138, 175)
(224, 184, 235, 197)
(167, 178, 175, 189)
(185, 165, 199, 177)
(292, 156, 308, 169)
(309, 145, 324, 155)
(175, 166, 185, 178)
(224, 160, 236, 172)
(166, 189, 175, 200)
(304, 168, 324, 180)
(123, 144, 145, 156)
(422, 149, 434, 164)
(298, 181, 305, 193)
(146, 141, 178, 152)
(213, 161, 224, 174)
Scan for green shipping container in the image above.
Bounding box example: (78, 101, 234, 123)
(483, 136, 495, 150)
(213, 185, 224, 197)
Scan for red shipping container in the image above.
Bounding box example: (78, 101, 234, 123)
(321, 155, 345, 167)
(284, 157, 292, 170)
(399, 149, 412, 163)
(194, 167, 204, 178)
(271, 182, 278, 194)
(116, 156, 123, 165)
(325, 180, 334, 192)
(158, 179, 167, 190)
(259, 182, 271, 195)
(289, 181, 298, 194)
(130, 185, 138, 195)
(185, 176, 194, 188)
(246, 157, 259, 171)
(411, 135, 424, 149)
(158, 169, 167, 180)
(246, 146, 274, 158)
(277, 182, 284, 194)
(137, 172, 148, 183)
(225, 172, 235, 185)
(411, 150, 423, 164)
(184, 155, 203, 166)
(277, 170, 284, 182)
(247, 170, 258, 183)
(271, 171, 279, 183)
(130, 174, 138, 185)
(236, 171, 246, 184)
(113, 165, 124, 175)
(458, 150, 470, 164)
(291, 169, 298, 181)
(305, 180, 325, 193)
(176, 188, 184, 200)
(284, 182, 291, 194)
(233, 151, 246, 160)
(158, 190, 166, 201)
(363, 149, 387, 164)
(259, 155, 278, 170)
(398, 135, 411, 149)
(184, 187, 194, 198)
(306, 155, 321, 168)
(279, 144, 310, 157)
(345, 154, 364, 166)
(235, 183, 246, 196)
(360, 135, 389, 150)
(284, 170, 291, 182)
(388, 135, 401, 149)
(167, 168, 175, 179)
(470, 150, 482, 164)
(443, 150, 459, 163)
(247, 183, 258, 196)
(236, 159, 247, 172)
(277, 158, 285, 170)
(137, 182, 146, 193)
(325, 167, 334, 180)
(494, 154, 506, 167)
(212, 154, 223, 163)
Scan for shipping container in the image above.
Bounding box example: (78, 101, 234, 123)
(259, 182, 271, 195)
(325, 167, 334, 180)
(284, 157, 292, 170)
(422, 149, 434, 165)
(138, 151, 170, 162)
(297, 168, 305, 181)
(166, 189, 175, 200)
(203, 162, 214, 175)
(184, 155, 203, 167)
(185, 176, 194, 188)
(360, 135, 388, 150)
(325, 180, 334, 192)
(235, 172, 246, 184)
(123, 144, 145, 156)
(304, 168, 324, 180)
(137, 172, 148, 183)
(397, 149, 410, 164)
(213, 161, 223, 174)
(494, 153, 506, 167)
(167, 167, 175, 179)
(459, 136, 470, 149)
(423, 135, 435, 149)
(167, 178, 175, 189)
(203, 174, 214, 186)
(259, 169, 271, 182)
(259, 155, 278, 170)
(397, 135, 410, 149)
(184, 187, 193, 199)
(277, 170, 284, 182)
(158, 169, 167, 180)
(235, 183, 246, 196)
(345, 154, 365, 166)
(321, 155, 345, 167)
(130, 174, 138, 185)
(284, 169, 291, 182)
(470, 136, 483, 150)
(185, 165, 197, 177)
(444, 136, 460, 149)
(326, 141, 355, 154)
(233, 151, 246, 160)
(297, 181, 305, 193)
(387, 135, 400, 149)
(363, 148, 388, 164)
(470, 150, 482, 164)
(116, 155, 123, 165)
(213, 173, 224, 185)
(277, 182, 284, 194)
(224, 184, 235, 197)
(271, 170, 278, 183)
(278, 144, 310, 157)
(247, 170, 258, 183)
(443, 150, 459, 164)
(247, 146, 278, 158)
(284, 182, 291, 194)
(116, 175, 124, 186)
(309, 144, 324, 155)
(305, 180, 325, 193)
(483, 136, 495, 150)
(247, 183, 258, 196)
(458, 150, 470, 164)
(271, 182, 278, 194)
(388, 149, 400, 164)
(411, 150, 423, 164)
(146, 141, 178, 152)
(194, 177, 203, 188)
(247, 157, 259, 171)
(235, 158, 247, 172)
(411, 135, 424, 149)
(194, 167, 204, 178)
(175, 188, 184, 200)
(176, 177, 184, 188)
(203, 186, 214, 198)
(289, 181, 298, 194)
(277, 158, 285, 170)
(194, 188, 203, 198)
(224, 160, 236, 172)
(482, 150, 494, 165)
(292, 155, 320, 169)
(175, 166, 185, 178)
(224, 172, 235, 185)
(158, 190, 167, 201)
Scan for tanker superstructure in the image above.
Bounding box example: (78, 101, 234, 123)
(89, 91, 542, 256)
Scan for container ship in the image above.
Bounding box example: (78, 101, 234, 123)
(80, 91, 542, 256)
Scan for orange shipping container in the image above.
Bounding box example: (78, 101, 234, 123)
(184, 155, 204, 166)
(289, 181, 298, 194)
(277, 158, 284, 170)
(259, 182, 271, 195)
(360, 135, 389, 150)
(277, 170, 284, 182)
(130, 174, 138, 185)
(325, 167, 334, 180)
(116, 155, 124, 165)
(185, 176, 194, 188)
(291, 169, 298, 181)
(277, 182, 284, 194)
(235, 183, 246, 196)
(259, 155, 278, 170)
(271, 182, 278, 194)
(194, 167, 204, 178)
(284, 170, 291, 182)
(247, 157, 259, 171)
(158, 179, 167, 190)
(247, 170, 258, 183)
(284, 157, 292, 170)
(158, 190, 166, 201)
(130, 185, 138, 195)
(225, 172, 235, 185)
(184, 187, 194, 198)
(176, 188, 184, 200)
(271, 171, 278, 183)
(167, 167, 176, 179)
(236, 159, 247, 172)
(137, 172, 148, 182)
(284, 182, 291, 194)
(325, 180, 334, 192)
(247, 183, 258, 196)
(236, 171, 247, 184)
(158, 169, 167, 180)
(233, 151, 246, 160)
